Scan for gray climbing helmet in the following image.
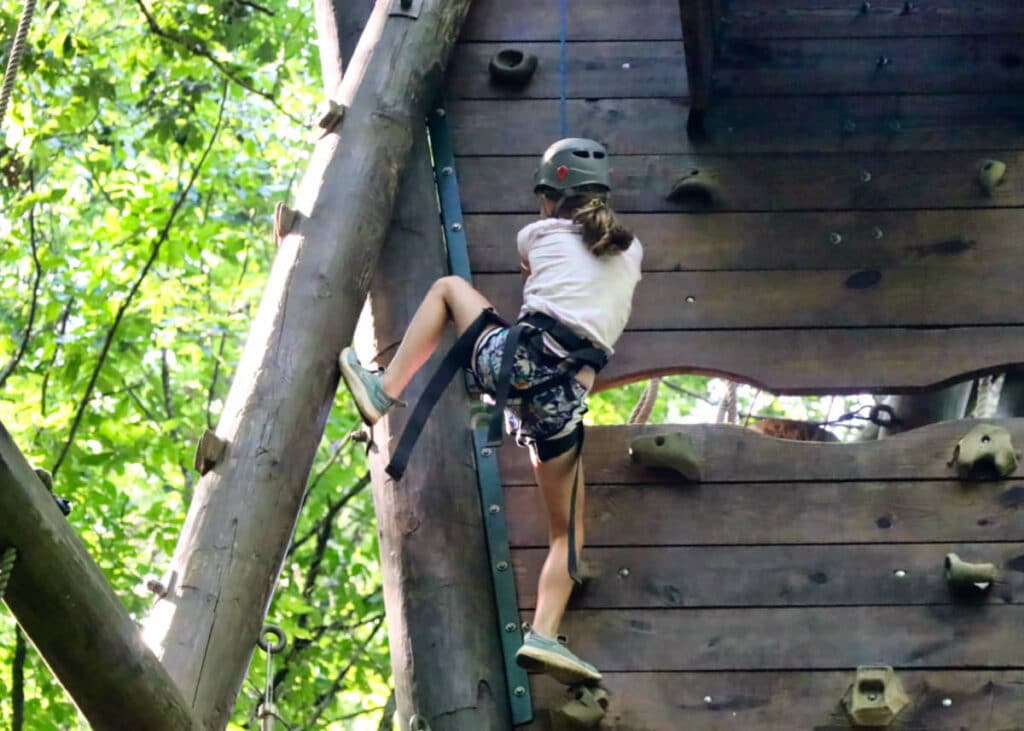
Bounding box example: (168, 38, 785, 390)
(533, 138, 611, 196)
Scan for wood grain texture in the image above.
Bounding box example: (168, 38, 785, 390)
(727, 0, 1024, 39)
(446, 42, 687, 100)
(498, 420, 1024, 484)
(524, 671, 1024, 730)
(448, 95, 1024, 156)
(457, 152, 1024, 213)
(512, 544, 1024, 608)
(520, 605, 1024, 671)
(504, 480, 1024, 547)
(475, 266, 1024, 329)
(464, 209, 1024, 273)
(715, 36, 1024, 96)
(595, 328, 1024, 394)
(461, 0, 682, 42)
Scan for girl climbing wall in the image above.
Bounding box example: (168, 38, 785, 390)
(339, 137, 643, 685)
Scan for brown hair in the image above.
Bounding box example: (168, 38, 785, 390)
(545, 189, 634, 257)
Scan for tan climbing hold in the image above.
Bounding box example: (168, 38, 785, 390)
(977, 159, 1006, 195)
(944, 552, 1003, 591)
(193, 429, 227, 476)
(842, 666, 909, 728)
(552, 685, 609, 729)
(273, 202, 299, 245)
(950, 424, 1018, 481)
(629, 432, 701, 482)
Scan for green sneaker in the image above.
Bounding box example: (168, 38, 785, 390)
(515, 631, 602, 685)
(338, 347, 404, 426)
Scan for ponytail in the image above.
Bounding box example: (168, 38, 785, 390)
(547, 190, 634, 257)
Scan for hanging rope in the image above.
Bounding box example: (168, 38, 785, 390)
(558, 0, 568, 137)
(0, 546, 17, 601)
(628, 377, 661, 424)
(0, 0, 37, 130)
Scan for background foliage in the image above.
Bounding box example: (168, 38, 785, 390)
(0, 2, 880, 729)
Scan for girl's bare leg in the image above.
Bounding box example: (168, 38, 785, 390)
(530, 446, 585, 638)
(381, 275, 495, 397)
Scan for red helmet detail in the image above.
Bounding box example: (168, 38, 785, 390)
(556, 164, 569, 181)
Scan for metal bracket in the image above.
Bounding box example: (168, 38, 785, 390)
(473, 426, 533, 725)
(389, 0, 422, 19)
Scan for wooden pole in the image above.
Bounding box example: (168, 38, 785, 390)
(360, 131, 512, 729)
(314, 0, 373, 97)
(0, 421, 200, 731)
(142, 1, 475, 727)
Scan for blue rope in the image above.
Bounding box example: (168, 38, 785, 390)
(558, 0, 568, 137)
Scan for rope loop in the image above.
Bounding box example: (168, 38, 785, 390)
(0, 546, 18, 601)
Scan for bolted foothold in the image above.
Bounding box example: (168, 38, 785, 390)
(629, 432, 701, 481)
(666, 170, 717, 208)
(555, 685, 610, 727)
(145, 578, 167, 598)
(273, 202, 299, 245)
(314, 99, 346, 136)
(945, 552, 1003, 593)
(194, 428, 228, 476)
(950, 424, 1018, 481)
(843, 666, 910, 727)
(488, 48, 539, 87)
(977, 159, 1007, 196)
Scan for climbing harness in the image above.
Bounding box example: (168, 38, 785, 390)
(0, 546, 17, 602)
(256, 624, 291, 731)
(0, 0, 37, 129)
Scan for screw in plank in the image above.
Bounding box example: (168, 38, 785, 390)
(829, 232, 843, 245)
(877, 55, 891, 68)
(434, 107, 446, 118)
(860, 169, 873, 183)
(480, 446, 493, 457)
(894, 569, 907, 578)
(488, 504, 501, 514)
(514, 687, 526, 697)
(451, 222, 463, 232)
(942, 698, 953, 707)
(505, 622, 517, 633)
(496, 561, 510, 572)
(618, 567, 630, 578)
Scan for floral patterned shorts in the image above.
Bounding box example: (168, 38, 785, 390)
(470, 326, 589, 448)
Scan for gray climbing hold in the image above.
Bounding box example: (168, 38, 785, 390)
(629, 432, 701, 482)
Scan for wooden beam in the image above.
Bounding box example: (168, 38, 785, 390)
(360, 130, 511, 729)
(314, 0, 374, 98)
(141, 1, 476, 727)
(678, 0, 720, 129)
(0, 420, 201, 731)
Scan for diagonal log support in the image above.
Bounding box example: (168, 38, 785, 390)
(142, 0, 476, 727)
(0, 420, 200, 731)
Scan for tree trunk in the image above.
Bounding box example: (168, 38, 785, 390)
(359, 131, 512, 729)
(0, 421, 200, 731)
(142, 1, 475, 727)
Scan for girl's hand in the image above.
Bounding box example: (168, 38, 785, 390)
(520, 260, 531, 281)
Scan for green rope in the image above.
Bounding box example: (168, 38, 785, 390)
(0, 546, 17, 601)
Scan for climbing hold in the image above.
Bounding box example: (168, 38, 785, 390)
(488, 48, 538, 87)
(193, 428, 228, 476)
(34, 466, 71, 515)
(949, 424, 1018, 481)
(944, 552, 1003, 593)
(977, 159, 1007, 196)
(629, 432, 701, 482)
(842, 666, 909, 727)
(273, 202, 299, 245)
(314, 99, 346, 137)
(666, 170, 717, 208)
(553, 685, 609, 729)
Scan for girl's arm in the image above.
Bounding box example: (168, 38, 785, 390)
(520, 260, 531, 281)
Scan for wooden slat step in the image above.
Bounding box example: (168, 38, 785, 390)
(464, 209, 1023, 274)
(461, 0, 682, 42)
(520, 606, 1024, 671)
(715, 36, 1024, 97)
(456, 152, 1024, 213)
(447, 42, 687, 100)
(512, 544, 1024, 608)
(505, 480, 1024, 547)
(475, 267, 1024, 330)
(524, 670, 1024, 731)
(597, 328, 1024, 394)
(498, 421, 1024, 484)
(726, 0, 1024, 40)
(448, 95, 1024, 156)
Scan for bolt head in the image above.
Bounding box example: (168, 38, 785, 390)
(514, 686, 526, 697)
(435, 107, 446, 117)
(451, 222, 463, 232)
(505, 622, 517, 632)
(488, 504, 501, 514)
(496, 560, 509, 571)
(441, 166, 453, 176)
(481, 446, 493, 457)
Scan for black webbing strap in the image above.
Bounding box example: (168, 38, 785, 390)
(486, 324, 525, 448)
(386, 308, 503, 480)
(567, 424, 585, 584)
(518, 312, 608, 372)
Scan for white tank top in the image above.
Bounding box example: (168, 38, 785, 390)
(516, 218, 643, 355)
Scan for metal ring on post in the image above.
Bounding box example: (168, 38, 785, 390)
(257, 624, 287, 654)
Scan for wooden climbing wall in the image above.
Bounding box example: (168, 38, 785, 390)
(442, 0, 1024, 727)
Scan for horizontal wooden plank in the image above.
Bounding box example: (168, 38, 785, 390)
(461, 0, 682, 42)
(715, 36, 1024, 96)
(727, 0, 1024, 39)
(448, 95, 1024, 156)
(525, 671, 1024, 731)
(475, 266, 1024, 329)
(504, 480, 1024, 547)
(520, 606, 1024, 671)
(456, 152, 1024, 213)
(464, 209, 1024, 273)
(446, 42, 687, 100)
(513, 544, 1024, 608)
(499, 420, 1024, 484)
(595, 328, 1024, 394)
(460, 0, 1024, 42)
